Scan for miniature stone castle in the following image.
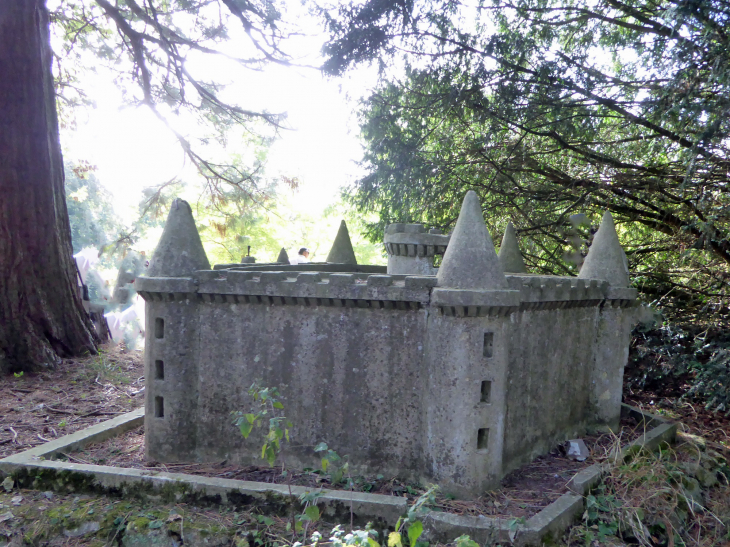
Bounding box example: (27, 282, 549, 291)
(136, 192, 637, 497)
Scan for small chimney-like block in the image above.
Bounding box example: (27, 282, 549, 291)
(326, 220, 358, 265)
(579, 212, 630, 287)
(436, 191, 507, 290)
(276, 248, 289, 264)
(147, 199, 210, 277)
(498, 222, 527, 273)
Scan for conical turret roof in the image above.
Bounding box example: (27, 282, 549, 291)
(498, 221, 527, 273)
(276, 247, 289, 264)
(578, 211, 630, 287)
(147, 199, 210, 277)
(436, 191, 507, 290)
(326, 220, 358, 265)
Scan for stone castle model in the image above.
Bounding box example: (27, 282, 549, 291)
(136, 192, 637, 497)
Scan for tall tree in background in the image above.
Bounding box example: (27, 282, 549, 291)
(0, 0, 97, 372)
(322, 0, 730, 316)
(1, 0, 294, 372)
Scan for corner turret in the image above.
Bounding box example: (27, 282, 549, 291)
(147, 199, 210, 277)
(497, 222, 527, 274)
(326, 220, 357, 265)
(432, 191, 519, 312)
(578, 212, 630, 287)
(436, 191, 507, 290)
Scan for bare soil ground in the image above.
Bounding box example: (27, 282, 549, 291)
(64, 417, 645, 520)
(0, 344, 144, 459)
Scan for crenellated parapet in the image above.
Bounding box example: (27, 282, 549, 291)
(384, 223, 450, 275)
(384, 223, 450, 256)
(138, 271, 435, 308)
(137, 194, 638, 498)
(136, 270, 636, 311)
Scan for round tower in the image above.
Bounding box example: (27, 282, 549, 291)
(384, 223, 450, 275)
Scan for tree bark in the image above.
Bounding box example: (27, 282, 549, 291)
(0, 0, 98, 372)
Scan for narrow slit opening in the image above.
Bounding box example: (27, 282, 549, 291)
(154, 360, 164, 380)
(480, 381, 492, 403)
(483, 332, 494, 358)
(477, 428, 489, 450)
(154, 396, 164, 418)
(154, 318, 164, 339)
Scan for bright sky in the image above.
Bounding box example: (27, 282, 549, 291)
(57, 2, 380, 225)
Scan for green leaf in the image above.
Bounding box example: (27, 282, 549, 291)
(265, 446, 276, 466)
(367, 538, 380, 547)
(454, 535, 479, 547)
(407, 521, 423, 546)
(238, 422, 253, 439)
(321, 458, 329, 473)
(273, 401, 284, 409)
(245, 413, 255, 424)
(303, 505, 320, 522)
(314, 442, 328, 452)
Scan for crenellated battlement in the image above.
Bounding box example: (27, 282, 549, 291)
(383, 223, 450, 275)
(137, 195, 638, 498)
(384, 223, 450, 257)
(136, 270, 636, 310)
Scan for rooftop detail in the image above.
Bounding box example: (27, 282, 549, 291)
(579, 211, 631, 288)
(498, 221, 527, 274)
(326, 220, 358, 264)
(276, 247, 289, 264)
(146, 198, 210, 277)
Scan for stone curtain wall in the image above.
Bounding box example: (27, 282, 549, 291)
(196, 303, 428, 477)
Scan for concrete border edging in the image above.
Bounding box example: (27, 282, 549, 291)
(0, 405, 676, 546)
(1, 408, 144, 464)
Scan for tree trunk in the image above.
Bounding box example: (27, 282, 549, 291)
(0, 0, 98, 373)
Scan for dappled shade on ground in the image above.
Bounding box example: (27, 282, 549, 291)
(0, 344, 144, 459)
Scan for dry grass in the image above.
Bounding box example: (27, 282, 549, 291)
(564, 434, 730, 546)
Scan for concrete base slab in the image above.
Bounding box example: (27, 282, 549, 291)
(0, 404, 676, 546)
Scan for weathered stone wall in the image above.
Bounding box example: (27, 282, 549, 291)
(503, 306, 598, 472)
(194, 302, 427, 476)
(423, 313, 510, 496)
(138, 270, 635, 496)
